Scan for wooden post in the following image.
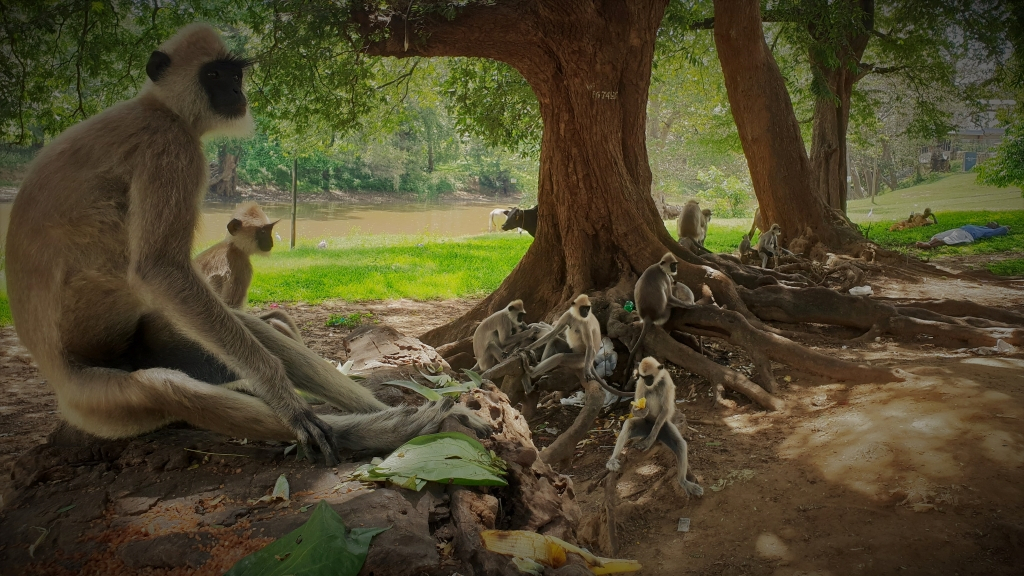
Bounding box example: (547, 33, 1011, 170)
(290, 157, 297, 250)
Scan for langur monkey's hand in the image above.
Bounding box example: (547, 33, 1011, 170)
(635, 435, 657, 452)
(283, 401, 340, 465)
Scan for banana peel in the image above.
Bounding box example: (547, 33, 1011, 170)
(631, 397, 646, 410)
(481, 529, 641, 574)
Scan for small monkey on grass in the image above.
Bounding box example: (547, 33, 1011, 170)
(195, 202, 278, 309)
(606, 357, 703, 498)
(194, 203, 301, 342)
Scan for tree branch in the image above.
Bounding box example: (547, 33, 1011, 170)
(687, 9, 799, 30)
(353, 1, 538, 64)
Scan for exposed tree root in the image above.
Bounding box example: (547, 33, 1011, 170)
(603, 469, 620, 556)
(539, 380, 605, 466)
(740, 285, 1024, 348)
(887, 299, 1024, 326)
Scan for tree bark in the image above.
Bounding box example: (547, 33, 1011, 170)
(808, 0, 873, 214)
(713, 0, 838, 247)
(357, 1, 727, 343)
(209, 144, 239, 198)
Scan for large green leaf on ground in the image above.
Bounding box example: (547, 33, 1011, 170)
(224, 500, 387, 576)
(353, 432, 507, 491)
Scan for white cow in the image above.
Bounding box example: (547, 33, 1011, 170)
(488, 208, 511, 232)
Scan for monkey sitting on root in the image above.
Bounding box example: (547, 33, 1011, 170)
(5, 24, 488, 465)
(606, 357, 703, 498)
(676, 200, 712, 255)
(524, 294, 631, 398)
(471, 299, 539, 372)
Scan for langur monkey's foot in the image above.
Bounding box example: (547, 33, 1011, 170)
(287, 408, 340, 466)
(606, 457, 622, 472)
(681, 479, 704, 498)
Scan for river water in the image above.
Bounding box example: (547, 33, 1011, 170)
(0, 199, 518, 250)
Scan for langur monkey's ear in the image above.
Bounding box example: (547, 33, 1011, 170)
(147, 51, 172, 82)
(227, 218, 243, 236)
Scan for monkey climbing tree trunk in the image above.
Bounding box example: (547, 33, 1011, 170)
(359, 1, 686, 343)
(713, 0, 839, 247)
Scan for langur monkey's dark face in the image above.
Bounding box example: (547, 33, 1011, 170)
(659, 253, 679, 276)
(254, 221, 279, 252)
(573, 294, 592, 318)
(638, 357, 664, 385)
(507, 300, 526, 323)
(199, 57, 249, 118)
(146, 46, 251, 120)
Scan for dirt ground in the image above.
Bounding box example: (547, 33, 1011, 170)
(1, 268, 1023, 575)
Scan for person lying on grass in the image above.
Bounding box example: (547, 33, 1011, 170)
(915, 221, 1011, 250)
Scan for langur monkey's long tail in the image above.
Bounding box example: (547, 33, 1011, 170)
(623, 319, 652, 385)
(323, 398, 489, 453)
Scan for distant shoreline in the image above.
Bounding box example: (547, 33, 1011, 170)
(0, 184, 525, 206)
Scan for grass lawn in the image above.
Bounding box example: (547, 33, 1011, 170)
(847, 173, 1024, 222)
(248, 234, 533, 304)
(0, 291, 9, 326)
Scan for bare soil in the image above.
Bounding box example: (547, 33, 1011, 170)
(2, 272, 1023, 575)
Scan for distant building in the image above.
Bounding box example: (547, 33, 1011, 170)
(919, 100, 1015, 171)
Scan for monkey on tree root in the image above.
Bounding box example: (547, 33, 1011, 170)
(606, 357, 703, 498)
(194, 202, 303, 342)
(524, 294, 631, 397)
(4, 24, 488, 465)
(471, 299, 538, 371)
(623, 252, 694, 381)
(676, 200, 712, 254)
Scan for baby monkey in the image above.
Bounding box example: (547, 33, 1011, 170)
(195, 202, 279, 309)
(606, 357, 703, 498)
(194, 203, 300, 341)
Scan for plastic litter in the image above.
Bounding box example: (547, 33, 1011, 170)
(848, 285, 873, 296)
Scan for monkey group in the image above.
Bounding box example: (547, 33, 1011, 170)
(5, 24, 488, 465)
(8, 23, 705, 492)
(470, 250, 706, 499)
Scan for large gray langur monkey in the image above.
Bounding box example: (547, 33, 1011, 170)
(606, 357, 704, 498)
(471, 299, 538, 371)
(755, 223, 783, 269)
(624, 252, 694, 379)
(524, 294, 631, 397)
(4, 24, 488, 465)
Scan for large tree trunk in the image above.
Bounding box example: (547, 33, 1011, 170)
(713, 0, 838, 246)
(359, 1, 705, 343)
(808, 0, 873, 214)
(209, 144, 239, 199)
(809, 66, 855, 213)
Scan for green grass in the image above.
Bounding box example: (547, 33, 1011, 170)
(248, 233, 533, 304)
(861, 210, 1023, 258)
(848, 173, 1024, 222)
(0, 291, 10, 327)
(987, 259, 1024, 276)
(664, 217, 750, 254)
